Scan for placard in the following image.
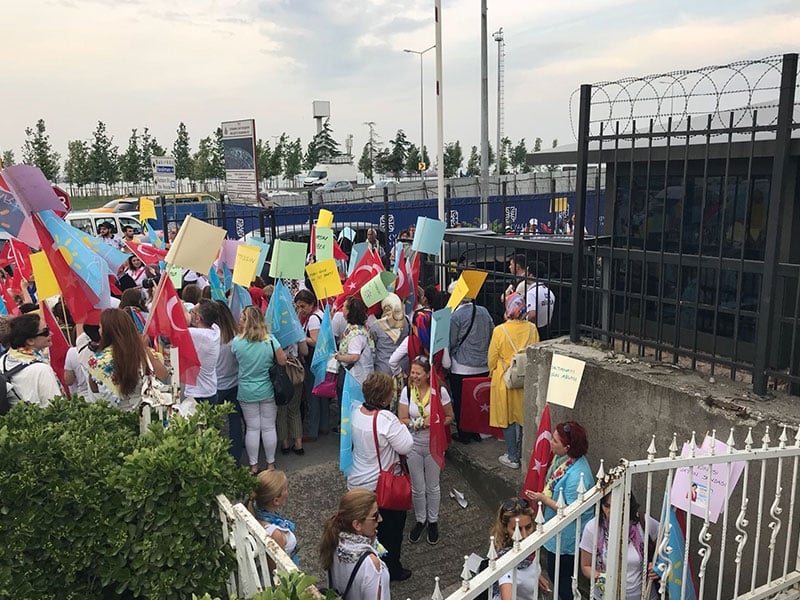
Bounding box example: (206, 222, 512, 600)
(545, 353, 585, 409)
(164, 215, 226, 273)
(268, 239, 308, 280)
(232, 244, 261, 287)
(315, 226, 334, 261)
(429, 307, 452, 356)
(29, 252, 60, 299)
(446, 277, 469, 309)
(410, 216, 446, 255)
(318, 209, 334, 228)
(461, 270, 488, 298)
(360, 271, 397, 307)
(306, 259, 344, 299)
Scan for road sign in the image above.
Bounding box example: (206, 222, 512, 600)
(222, 119, 258, 203)
(418, 161, 426, 171)
(151, 157, 177, 194)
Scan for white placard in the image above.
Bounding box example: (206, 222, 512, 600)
(545, 353, 585, 409)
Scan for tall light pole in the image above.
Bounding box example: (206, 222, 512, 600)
(480, 0, 489, 225)
(404, 44, 436, 178)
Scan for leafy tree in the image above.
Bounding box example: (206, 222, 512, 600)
(405, 143, 421, 175)
(283, 138, 304, 183)
(22, 119, 61, 180)
(256, 140, 272, 183)
(1, 149, 15, 167)
(269, 134, 287, 184)
(421, 146, 430, 171)
(358, 142, 374, 182)
(172, 122, 192, 183)
(510, 138, 529, 173)
(304, 140, 320, 170)
(192, 136, 214, 183)
(64, 140, 91, 188)
(496, 136, 512, 175)
(385, 129, 410, 179)
(311, 119, 341, 162)
(443, 141, 463, 178)
(466, 145, 480, 176)
(211, 127, 225, 180)
(139, 128, 166, 184)
(119, 129, 142, 184)
(87, 121, 119, 189)
(373, 148, 391, 177)
(547, 138, 559, 172)
(534, 137, 542, 152)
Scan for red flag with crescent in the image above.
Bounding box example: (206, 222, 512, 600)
(40, 301, 70, 392)
(394, 247, 412, 301)
(146, 274, 200, 385)
(459, 376, 504, 439)
(334, 248, 384, 310)
(127, 241, 168, 265)
(522, 404, 553, 499)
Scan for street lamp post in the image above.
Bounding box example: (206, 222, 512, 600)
(404, 45, 436, 178)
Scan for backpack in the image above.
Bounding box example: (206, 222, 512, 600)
(501, 324, 535, 389)
(0, 355, 37, 416)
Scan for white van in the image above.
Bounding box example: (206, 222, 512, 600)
(65, 211, 142, 236)
(302, 162, 359, 187)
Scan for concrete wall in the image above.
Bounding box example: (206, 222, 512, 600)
(521, 338, 800, 596)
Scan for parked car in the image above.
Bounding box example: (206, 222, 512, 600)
(316, 180, 354, 193)
(368, 179, 398, 191)
(91, 194, 217, 213)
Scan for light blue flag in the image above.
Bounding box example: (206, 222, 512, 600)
(339, 370, 363, 476)
(37, 210, 111, 308)
(266, 280, 305, 348)
(346, 242, 369, 277)
(310, 305, 336, 387)
(655, 507, 697, 600)
(144, 220, 164, 249)
(78, 229, 129, 272)
(0, 294, 8, 316)
(208, 268, 226, 301)
(248, 239, 271, 275)
(228, 283, 252, 321)
(222, 263, 233, 293)
(430, 307, 452, 355)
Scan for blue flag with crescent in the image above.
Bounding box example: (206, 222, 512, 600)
(310, 305, 336, 387)
(266, 280, 305, 348)
(339, 370, 363, 476)
(655, 506, 697, 600)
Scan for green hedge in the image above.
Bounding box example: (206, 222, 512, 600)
(0, 397, 252, 599)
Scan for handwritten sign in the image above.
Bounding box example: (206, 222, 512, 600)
(315, 226, 334, 261)
(269, 239, 307, 280)
(429, 307, 452, 356)
(360, 271, 397, 307)
(306, 259, 343, 299)
(167, 264, 184, 289)
(232, 244, 261, 287)
(670, 436, 745, 523)
(545, 353, 585, 409)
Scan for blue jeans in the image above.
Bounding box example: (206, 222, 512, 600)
(215, 386, 243, 466)
(503, 422, 522, 463)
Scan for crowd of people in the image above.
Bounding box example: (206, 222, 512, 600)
(0, 216, 663, 600)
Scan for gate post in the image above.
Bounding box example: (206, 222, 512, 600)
(753, 53, 798, 394)
(571, 84, 592, 342)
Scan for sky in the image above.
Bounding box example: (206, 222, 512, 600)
(2, 0, 799, 170)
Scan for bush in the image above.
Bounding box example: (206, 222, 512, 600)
(0, 397, 253, 599)
(193, 571, 341, 600)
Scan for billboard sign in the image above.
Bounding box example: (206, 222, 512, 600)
(151, 156, 177, 194)
(221, 119, 258, 203)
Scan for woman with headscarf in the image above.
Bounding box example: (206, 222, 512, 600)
(488, 293, 539, 470)
(369, 293, 409, 409)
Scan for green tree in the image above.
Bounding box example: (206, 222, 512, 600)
(64, 140, 91, 188)
(192, 136, 214, 183)
(304, 140, 320, 170)
(358, 142, 374, 182)
(311, 119, 341, 162)
(211, 127, 225, 181)
(140, 128, 166, 184)
(510, 138, 529, 173)
(443, 141, 463, 178)
(547, 138, 559, 172)
(119, 129, 142, 184)
(385, 129, 410, 179)
(172, 122, 192, 185)
(256, 139, 272, 183)
(421, 146, 430, 171)
(373, 148, 391, 177)
(405, 143, 421, 175)
(466, 145, 480, 176)
(1, 149, 15, 167)
(22, 119, 61, 180)
(87, 121, 119, 190)
(268, 133, 287, 185)
(283, 138, 303, 184)
(534, 137, 542, 152)
(496, 136, 512, 175)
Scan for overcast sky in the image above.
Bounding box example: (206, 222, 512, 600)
(2, 0, 798, 168)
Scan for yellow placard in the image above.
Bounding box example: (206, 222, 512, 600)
(545, 353, 586, 409)
(139, 197, 157, 221)
(232, 244, 261, 287)
(305, 259, 343, 299)
(317, 209, 334, 228)
(165, 215, 226, 273)
(29, 252, 61, 299)
(461, 270, 488, 299)
(446, 277, 470, 309)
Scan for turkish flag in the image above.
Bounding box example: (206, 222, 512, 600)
(8, 240, 33, 279)
(522, 404, 553, 499)
(333, 239, 348, 261)
(32, 216, 99, 323)
(146, 274, 200, 385)
(0, 242, 13, 267)
(127, 241, 167, 265)
(0, 274, 21, 315)
(394, 247, 412, 301)
(40, 301, 70, 392)
(459, 376, 504, 439)
(334, 248, 384, 309)
(429, 367, 448, 469)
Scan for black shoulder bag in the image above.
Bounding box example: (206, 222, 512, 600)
(268, 339, 293, 406)
(325, 550, 372, 599)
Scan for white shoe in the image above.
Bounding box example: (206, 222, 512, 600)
(498, 454, 520, 469)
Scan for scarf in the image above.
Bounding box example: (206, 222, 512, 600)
(491, 545, 537, 597)
(410, 385, 431, 420)
(336, 531, 386, 563)
(543, 455, 576, 499)
(339, 324, 374, 354)
(376, 317, 404, 343)
(87, 347, 122, 402)
(253, 501, 296, 533)
(9, 347, 47, 363)
(595, 519, 645, 572)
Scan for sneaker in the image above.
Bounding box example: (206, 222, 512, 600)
(409, 521, 426, 544)
(498, 454, 521, 469)
(427, 521, 439, 545)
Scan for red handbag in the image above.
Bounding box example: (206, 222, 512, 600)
(372, 411, 412, 511)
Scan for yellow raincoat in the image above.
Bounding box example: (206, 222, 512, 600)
(487, 320, 539, 428)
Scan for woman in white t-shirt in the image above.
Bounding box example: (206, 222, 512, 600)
(334, 296, 374, 385)
(248, 470, 300, 565)
(490, 497, 551, 600)
(398, 356, 454, 546)
(579, 493, 660, 600)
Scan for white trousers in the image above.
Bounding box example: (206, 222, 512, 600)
(407, 433, 441, 524)
(241, 400, 277, 467)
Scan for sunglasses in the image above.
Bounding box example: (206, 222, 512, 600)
(365, 510, 381, 521)
(413, 355, 430, 364)
(562, 422, 572, 443)
(36, 328, 51, 338)
(501, 498, 530, 512)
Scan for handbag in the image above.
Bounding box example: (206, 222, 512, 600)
(285, 354, 305, 386)
(312, 371, 338, 398)
(268, 339, 294, 406)
(372, 411, 412, 511)
(501, 324, 535, 389)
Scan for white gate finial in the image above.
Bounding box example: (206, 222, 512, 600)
(669, 433, 679, 458)
(460, 556, 472, 590)
(647, 435, 657, 461)
(431, 576, 444, 600)
(762, 426, 771, 450)
(488, 536, 498, 569)
(596, 459, 606, 480)
(745, 427, 754, 451)
(778, 425, 788, 449)
(726, 427, 736, 450)
(512, 517, 522, 549)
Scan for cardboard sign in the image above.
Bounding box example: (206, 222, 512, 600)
(167, 264, 184, 289)
(339, 226, 356, 242)
(360, 271, 397, 307)
(249, 239, 270, 275)
(429, 307, 452, 356)
(315, 226, 334, 261)
(29, 251, 60, 299)
(232, 244, 261, 287)
(165, 215, 226, 273)
(545, 354, 585, 409)
(670, 436, 745, 523)
(268, 239, 308, 280)
(306, 259, 344, 299)
(446, 277, 470, 309)
(461, 270, 488, 299)
(317, 209, 334, 228)
(139, 197, 157, 221)
(410, 216, 446, 255)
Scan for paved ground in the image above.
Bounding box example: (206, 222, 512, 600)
(270, 431, 526, 600)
